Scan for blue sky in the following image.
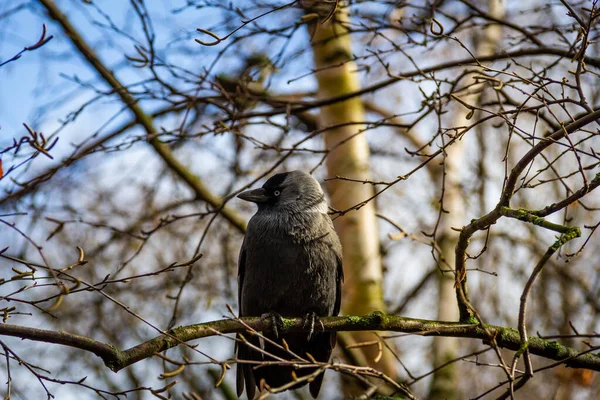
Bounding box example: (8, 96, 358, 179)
(0, 0, 317, 190)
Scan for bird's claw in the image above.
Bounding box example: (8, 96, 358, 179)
(302, 311, 324, 341)
(261, 312, 284, 339)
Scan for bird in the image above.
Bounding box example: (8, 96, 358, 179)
(235, 170, 343, 399)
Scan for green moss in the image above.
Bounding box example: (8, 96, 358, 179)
(171, 325, 190, 337)
(281, 318, 295, 330)
(501, 207, 582, 240)
(498, 327, 519, 342)
(502, 207, 545, 225)
(564, 227, 581, 240)
(544, 340, 562, 356)
(550, 227, 581, 251)
(106, 343, 119, 352)
(365, 311, 386, 326)
(171, 326, 183, 335)
(530, 215, 545, 226)
(345, 312, 386, 328)
(515, 341, 529, 358)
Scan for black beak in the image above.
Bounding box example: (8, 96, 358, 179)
(237, 188, 270, 203)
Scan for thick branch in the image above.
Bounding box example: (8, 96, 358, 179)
(38, 0, 246, 233)
(1, 313, 599, 372)
(224, 48, 600, 122)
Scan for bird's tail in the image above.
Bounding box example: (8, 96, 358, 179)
(236, 333, 258, 399)
(259, 332, 336, 398)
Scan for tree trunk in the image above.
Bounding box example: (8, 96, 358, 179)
(306, 2, 397, 395)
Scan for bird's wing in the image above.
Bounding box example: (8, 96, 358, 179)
(236, 243, 257, 398)
(326, 229, 344, 369)
(236, 244, 246, 397)
(238, 243, 247, 314)
(333, 244, 344, 317)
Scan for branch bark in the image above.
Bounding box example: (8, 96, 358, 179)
(1, 313, 599, 373)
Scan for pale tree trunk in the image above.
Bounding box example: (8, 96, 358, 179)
(428, 1, 505, 399)
(305, 1, 396, 395)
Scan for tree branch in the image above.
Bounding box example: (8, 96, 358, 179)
(222, 48, 600, 122)
(0, 102, 201, 206)
(454, 108, 600, 321)
(38, 0, 246, 233)
(1, 312, 599, 373)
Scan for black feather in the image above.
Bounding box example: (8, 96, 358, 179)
(262, 172, 289, 189)
(236, 171, 343, 399)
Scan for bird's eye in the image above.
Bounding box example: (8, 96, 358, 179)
(274, 190, 281, 196)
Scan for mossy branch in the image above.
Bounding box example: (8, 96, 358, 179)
(1, 312, 599, 373)
(499, 207, 578, 234)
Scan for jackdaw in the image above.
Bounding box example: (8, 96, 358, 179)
(236, 170, 343, 399)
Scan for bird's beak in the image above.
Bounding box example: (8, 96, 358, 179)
(237, 188, 270, 203)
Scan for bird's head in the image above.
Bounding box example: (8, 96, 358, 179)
(237, 170, 328, 214)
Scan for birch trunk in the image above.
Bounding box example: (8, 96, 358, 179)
(305, 2, 397, 393)
(428, 1, 505, 398)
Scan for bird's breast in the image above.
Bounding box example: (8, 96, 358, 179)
(241, 224, 338, 317)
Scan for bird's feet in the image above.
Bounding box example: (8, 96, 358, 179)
(261, 312, 284, 339)
(302, 311, 325, 341)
